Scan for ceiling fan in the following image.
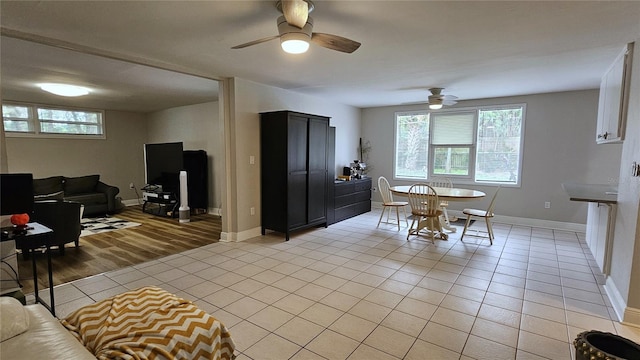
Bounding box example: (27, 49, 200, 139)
(232, 0, 361, 54)
(427, 88, 458, 109)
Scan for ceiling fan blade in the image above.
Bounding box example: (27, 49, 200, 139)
(443, 99, 458, 106)
(311, 33, 361, 53)
(281, 0, 308, 29)
(231, 35, 280, 49)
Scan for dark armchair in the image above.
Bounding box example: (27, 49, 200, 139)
(24, 200, 82, 256)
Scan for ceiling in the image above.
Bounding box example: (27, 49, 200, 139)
(1, 1, 639, 111)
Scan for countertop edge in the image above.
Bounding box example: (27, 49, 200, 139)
(562, 182, 618, 204)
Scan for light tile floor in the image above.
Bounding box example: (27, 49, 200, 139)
(31, 209, 640, 359)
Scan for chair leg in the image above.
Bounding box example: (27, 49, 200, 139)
(395, 207, 401, 231)
(59, 245, 65, 255)
(461, 215, 473, 241)
(429, 217, 436, 244)
(403, 206, 409, 226)
(407, 217, 417, 240)
(377, 206, 387, 228)
(485, 217, 494, 245)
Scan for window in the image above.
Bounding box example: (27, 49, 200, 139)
(2, 102, 105, 138)
(394, 112, 430, 179)
(394, 104, 525, 185)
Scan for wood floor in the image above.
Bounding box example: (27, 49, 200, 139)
(17, 205, 222, 295)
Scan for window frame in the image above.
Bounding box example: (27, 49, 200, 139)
(393, 103, 526, 187)
(393, 110, 431, 180)
(428, 110, 478, 181)
(2, 101, 106, 139)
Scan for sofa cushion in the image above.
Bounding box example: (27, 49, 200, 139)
(0, 297, 30, 342)
(32, 176, 64, 196)
(64, 175, 99, 195)
(65, 192, 106, 205)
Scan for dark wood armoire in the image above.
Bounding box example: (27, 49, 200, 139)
(260, 110, 330, 241)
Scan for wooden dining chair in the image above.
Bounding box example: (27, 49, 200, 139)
(461, 186, 502, 245)
(429, 176, 455, 225)
(377, 176, 408, 230)
(406, 183, 446, 243)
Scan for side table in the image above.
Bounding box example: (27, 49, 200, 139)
(13, 222, 56, 316)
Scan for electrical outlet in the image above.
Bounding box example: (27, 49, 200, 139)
(250, 207, 255, 216)
(544, 201, 551, 209)
(129, 182, 135, 189)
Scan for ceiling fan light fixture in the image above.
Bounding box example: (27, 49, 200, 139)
(429, 98, 443, 109)
(280, 33, 310, 54)
(39, 83, 90, 97)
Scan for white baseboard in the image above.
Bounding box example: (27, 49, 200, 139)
(605, 276, 626, 322)
(220, 227, 262, 242)
(371, 201, 586, 232)
(605, 278, 640, 327)
(122, 198, 142, 207)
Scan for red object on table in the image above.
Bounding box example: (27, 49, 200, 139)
(10, 213, 30, 226)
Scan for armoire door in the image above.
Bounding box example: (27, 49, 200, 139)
(287, 114, 308, 229)
(307, 117, 328, 224)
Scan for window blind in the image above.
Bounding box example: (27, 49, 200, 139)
(431, 112, 475, 145)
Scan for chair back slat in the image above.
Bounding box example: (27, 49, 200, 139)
(429, 176, 453, 206)
(407, 183, 440, 217)
(378, 176, 394, 204)
(428, 176, 453, 189)
(486, 186, 502, 215)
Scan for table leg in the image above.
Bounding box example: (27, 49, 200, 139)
(31, 250, 38, 304)
(46, 245, 55, 317)
(440, 207, 457, 233)
(440, 217, 457, 232)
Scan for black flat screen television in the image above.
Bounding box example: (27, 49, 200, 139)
(144, 142, 184, 193)
(0, 173, 34, 216)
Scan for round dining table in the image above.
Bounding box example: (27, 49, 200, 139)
(389, 185, 486, 200)
(390, 185, 486, 233)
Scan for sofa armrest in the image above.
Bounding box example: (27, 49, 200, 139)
(95, 181, 120, 212)
(0, 304, 95, 360)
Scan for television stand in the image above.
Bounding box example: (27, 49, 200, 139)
(142, 191, 179, 218)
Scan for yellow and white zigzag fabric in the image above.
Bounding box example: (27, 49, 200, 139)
(61, 286, 235, 360)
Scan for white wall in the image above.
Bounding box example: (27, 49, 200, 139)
(361, 90, 622, 224)
(4, 110, 148, 199)
(224, 77, 361, 240)
(607, 37, 640, 325)
(147, 101, 223, 213)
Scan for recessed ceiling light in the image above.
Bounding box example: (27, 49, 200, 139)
(39, 83, 90, 97)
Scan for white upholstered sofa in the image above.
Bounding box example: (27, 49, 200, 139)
(0, 298, 95, 359)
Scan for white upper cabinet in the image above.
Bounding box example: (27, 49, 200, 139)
(596, 42, 634, 144)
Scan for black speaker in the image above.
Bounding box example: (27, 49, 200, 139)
(183, 150, 208, 210)
(343, 167, 351, 176)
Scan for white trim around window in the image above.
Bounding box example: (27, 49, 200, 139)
(2, 101, 106, 139)
(393, 103, 526, 187)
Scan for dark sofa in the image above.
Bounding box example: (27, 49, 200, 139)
(32, 175, 120, 217)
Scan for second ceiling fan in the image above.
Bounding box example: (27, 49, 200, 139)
(232, 0, 361, 54)
(427, 88, 458, 109)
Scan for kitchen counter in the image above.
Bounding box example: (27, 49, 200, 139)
(562, 182, 618, 204)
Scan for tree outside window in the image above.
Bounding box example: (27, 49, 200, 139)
(394, 112, 429, 179)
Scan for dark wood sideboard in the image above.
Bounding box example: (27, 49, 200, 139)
(330, 177, 372, 225)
